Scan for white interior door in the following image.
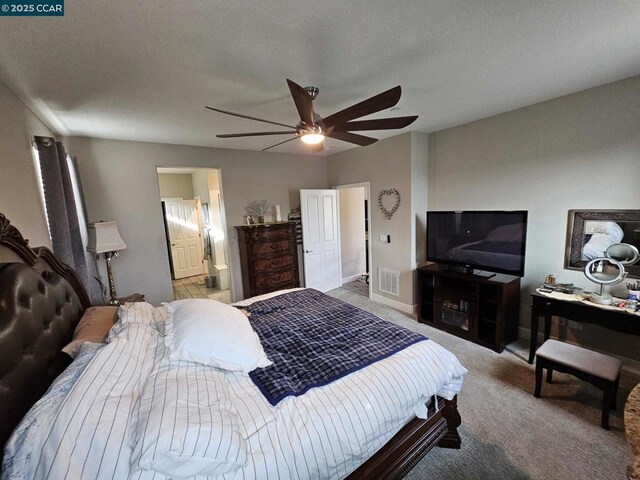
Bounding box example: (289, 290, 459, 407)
(300, 189, 341, 292)
(164, 199, 204, 279)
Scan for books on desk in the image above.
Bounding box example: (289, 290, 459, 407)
(540, 283, 579, 295)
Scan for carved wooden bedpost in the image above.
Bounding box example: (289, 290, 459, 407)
(438, 395, 462, 449)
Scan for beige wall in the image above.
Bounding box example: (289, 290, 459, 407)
(427, 75, 640, 362)
(65, 136, 328, 305)
(0, 80, 54, 247)
(338, 187, 366, 280)
(410, 133, 429, 311)
(158, 173, 194, 199)
(328, 133, 420, 309)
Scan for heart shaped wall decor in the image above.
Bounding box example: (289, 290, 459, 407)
(377, 189, 401, 220)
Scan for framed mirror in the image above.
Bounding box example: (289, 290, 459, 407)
(565, 209, 640, 278)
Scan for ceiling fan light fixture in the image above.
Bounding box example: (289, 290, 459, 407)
(301, 132, 325, 144)
(208, 79, 417, 150)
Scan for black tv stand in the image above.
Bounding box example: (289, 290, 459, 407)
(417, 264, 520, 352)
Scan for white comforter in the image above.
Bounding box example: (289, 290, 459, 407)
(4, 296, 466, 480)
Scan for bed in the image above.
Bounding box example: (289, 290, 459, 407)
(444, 239, 523, 271)
(443, 222, 526, 273)
(0, 212, 464, 479)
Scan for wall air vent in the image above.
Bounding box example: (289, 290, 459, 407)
(378, 267, 400, 296)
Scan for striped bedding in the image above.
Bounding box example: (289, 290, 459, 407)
(3, 292, 466, 480)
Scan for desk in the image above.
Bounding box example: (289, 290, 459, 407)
(528, 292, 640, 364)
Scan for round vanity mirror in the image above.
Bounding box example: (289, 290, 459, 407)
(583, 257, 626, 305)
(605, 242, 640, 266)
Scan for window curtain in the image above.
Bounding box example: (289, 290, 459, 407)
(33, 136, 102, 304)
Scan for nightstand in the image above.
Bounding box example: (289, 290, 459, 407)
(118, 293, 145, 303)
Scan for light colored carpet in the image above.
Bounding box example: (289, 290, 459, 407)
(328, 288, 637, 480)
(341, 278, 369, 297)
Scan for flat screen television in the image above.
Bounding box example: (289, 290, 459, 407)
(426, 210, 528, 277)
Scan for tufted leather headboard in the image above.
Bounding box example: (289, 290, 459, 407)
(0, 214, 91, 464)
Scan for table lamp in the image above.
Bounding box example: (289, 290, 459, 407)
(88, 221, 127, 306)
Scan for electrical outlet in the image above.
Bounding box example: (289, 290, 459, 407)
(558, 318, 567, 327)
(567, 320, 583, 331)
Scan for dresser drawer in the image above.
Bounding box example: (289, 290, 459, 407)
(254, 269, 296, 289)
(249, 227, 292, 243)
(253, 254, 295, 273)
(252, 239, 292, 256)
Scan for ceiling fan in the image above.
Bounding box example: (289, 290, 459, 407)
(206, 79, 418, 153)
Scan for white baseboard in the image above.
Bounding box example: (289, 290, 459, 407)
(518, 326, 640, 375)
(341, 273, 362, 284)
(370, 292, 416, 315)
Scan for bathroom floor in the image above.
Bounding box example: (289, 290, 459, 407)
(172, 275, 230, 303)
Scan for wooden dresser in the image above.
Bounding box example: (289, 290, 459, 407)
(235, 222, 300, 299)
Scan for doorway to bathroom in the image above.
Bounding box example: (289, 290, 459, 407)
(156, 167, 231, 303)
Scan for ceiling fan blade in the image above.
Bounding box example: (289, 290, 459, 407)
(322, 86, 402, 129)
(262, 136, 299, 152)
(205, 106, 297, 129)
(328, 131, 378, 146)
(217, 131, 296, 138)
(331, 115, 418, 132)
(311, 142, 325, 153)
(286, 79, 314, 126)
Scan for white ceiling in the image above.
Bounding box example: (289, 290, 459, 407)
(1, 1, 639, 156)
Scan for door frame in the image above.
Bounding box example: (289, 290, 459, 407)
(333, 182, 372, 299)
(156, 167, 234, 301)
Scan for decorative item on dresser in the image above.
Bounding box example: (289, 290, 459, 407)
(245, 199, 271, 224)
(235, 222, 300, 298)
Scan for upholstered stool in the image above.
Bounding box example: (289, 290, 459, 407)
(626, 383, 640, 479)
(534, 339, 622, 429)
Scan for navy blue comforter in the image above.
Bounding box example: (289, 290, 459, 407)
(240, 289, 427, 405)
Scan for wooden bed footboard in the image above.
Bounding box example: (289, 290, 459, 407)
(347, 395, 461, 479)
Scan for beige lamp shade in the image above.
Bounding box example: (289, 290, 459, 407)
(87, 221, 127, 253)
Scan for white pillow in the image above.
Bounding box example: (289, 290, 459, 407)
(584, 221, 624, 241)
(165, 299, 271, 372)
(107, 302, 166, 341)
(581, 233, 614, 261)
(118, 302, 165, 329)
(132, 359, 247, 477)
